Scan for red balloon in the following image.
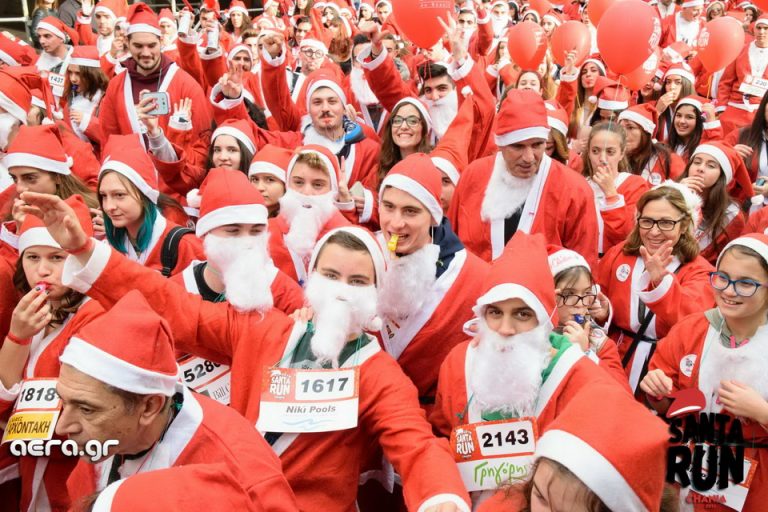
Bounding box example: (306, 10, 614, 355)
(390, 0, 453, 49)
(507, 21, 548, 70)
(697, 16, 746, 72)
(527, 0, 553, 16)
(620, 49, 661, 90)
(587, 0, 618, 26)
(597, 0, 662, 75)
(550, 21, 591, 67)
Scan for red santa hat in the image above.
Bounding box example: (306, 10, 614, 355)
(676, 94, 710, 113)
(431, 92, 474, 185)
(91, 464, 257, 512)
(380, 153, 443, 224)
(308, 226, 387, 288)
(229, 0, 249, 16)
(5, 124, 73, 175)
(305, 74, 347, 113)
(211, 119, 257, 156)
(656, 180, 703, 231)
(100, 134, 160, 204)
(547, 246, 591, 277)
(535, 384, 669, 512)
(719, 234, 768, 267)
(542, 10, 563, 25)
(544, 100, 568, 138)
(692, 142, 753, 201)
(249, 144, 293, 182)
(36, 16, 79, 45)
(69, 46, 101, 68)
(663, 62, 695, 84)
(663, 41, 692, 63)
(299, 38, 329, 54)
(375, 0, 392, 8)
(202, 0, 222, 15)
(18, 195, 92, 254)
(392, 96, 433, 136)
(755, 13, 768, 27)
(618, 103, 658, 135)
(0, 67, 57, 124)
(127, 3, 162, 38)
(188, 167, 268, 237)
(0, 33, 37, 67)
(475, 232, 557, 329)
(158, 8, 175, 25)
(495, 89, 550, 147)
(227, 44, 253, 63)
(359, 0, 375, 13)
(287, 145, 343, 193)
(60, 290, 178, 396)
(582, 55, 606, 75)
(589, 77, 629, 111)
(94, 0, 127, 19)
(263, 0, 280, 10)
(681, 0, 704, 7)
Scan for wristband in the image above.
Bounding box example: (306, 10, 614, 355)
(69, 238, 94, 256)
(6, 332, 32, 346)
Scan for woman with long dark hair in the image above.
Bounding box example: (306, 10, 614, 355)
(667, 96, 722, 161)
(378, 98, 433, 181)
(731, 91, 768, 183)
(63, 46, 108, 155)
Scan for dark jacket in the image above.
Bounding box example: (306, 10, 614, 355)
(57, 0, 81, 28)
(29, 8, 59, 49)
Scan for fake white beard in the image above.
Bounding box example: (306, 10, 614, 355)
(461, 28, 476, 47)
(698, 322, 768, 413)
(303, 124, 345, 154)
(350, 67, 380, 107)
(470, 321, 552, 416)
(491, 15, 509, 37)
(305, 273, 379, 367)
(279, 189, 337, 261)
(423, 88, 458, 140)
(481, 153, 536, 222)
(0, 113, 19, 152)
(203, 232, 275, 313)
(378, 243, 440, 321)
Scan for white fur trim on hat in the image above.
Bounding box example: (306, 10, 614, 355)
(99, 159, 160, 204)
(0, 49, 18, 66)
(227, 44, 253, 62)
(583, 58, 606, 75)
(597, 98, 628, 111)
(70, 56, 101, 68)
(229, 5, 249, 15)
(196, 203, 269, 236)
(18, 227, 60, 253)
(618, 110, 655, 135)
(287, 149, 339, 192)
(719, 236, 768, 267)
(94, 5, 116, 17)
(681, 0, 704, 6)
(431, 156, 459, 185)
(60, 337, 178, 396)
(308, 226, 387, 287)
(664, 67, 695, 84)
(475, 283, 553, 330)
(4, 153, 72, 175)
(655, 180, 702, 231)
(299, 38, 328, 54)
(380, 173, 443, 224)
(212, 125, 256, 155)
(494, 126, 551, 147)
(306, 79, 347, 114)
(36, 21, 66, 40)
(756, 18, 768, 27)
(547, 116, 568, 137)
(693, 144, 732, 183)
(393, 97, 433, 134)
(127, 23, 162, 37)
(676, 97, 703, 112)
(548, 249, 590, 277)
(0, 90, 28, 124)
(249, 161, 287, 182)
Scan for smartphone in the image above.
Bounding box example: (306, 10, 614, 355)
(206, 25, 220, 50)
(141, 91, 170, 116)
(758, 178, 766, 187)
(178, 10, 192, 35)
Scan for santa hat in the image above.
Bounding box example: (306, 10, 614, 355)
(491, 0, 509, 9)
(249, 144, 293, 182)
(535, 384, 669, 512)
(663, 62, 695, 84)
(655, 180, 703, 231)
(0, 67, 54, 124)
(495, 89, 550, 147)
(542, 10, 563, 25)
(547, 246, 590, 277)
(375, 0, 392, 7)
(309, 226, 386, 288)
(158, 8, 175, 25)
(663, 41, 692, 63)
(264, 0, 280, 9)
(618, 103, 658, 135)
(305, 74, 346, 113)
(359, 0, 375, 12)
(100, 134, 160, 204)
(755, 13, 768, 27)
(692, 142, 753, 201)
(287, 145, 343, 193)
(681, 0, 704, 7)
(18, 195, 92, 254)
(521, 8, 541, 22)
(675, 94, 709, 114)
(201, 0, 221, 15)
(299, 38, 329, 54)
(380, 153, 443, 224)
(227, 44, 253, 63)
(544, 100, 568, 138)
(392, 96, 433, 136)
(719, 234, 768, 267)
(4, 124, 73, 175)
(70, 46, 101, 68)
(60, 291, 178, 396)
(36, 16, 79, 45)
(582, 55, 606, 76)
(211, 119, 257, 155)
(94, 0, 127, 19)
(91, 464, 257, 512)
(498, 63, 520, 88)
(474, 231, 557, 329)
(0, 33, 37, 67)
(127, 3, 162, 38)
(187, 168, 268, 237)
(229, 0, 249, 16)
(589, 77, 629, 111)
(431, 92, 474, 185)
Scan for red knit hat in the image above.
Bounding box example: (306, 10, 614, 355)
(0, 34, 37, 67)
(692, 142, 753, 202)
(618, 103, 658, 135)
(70, 45, 101, 68)
(431, 92, 473, 185)
(211, 119, 257, 156)
(94, 0, 128, 19)
(5, 124, 73, 175)
(127, 2, 162, 37)
(380, 153, 444, 224)
(36, 16, 79, 45)
(475, 232, 557, 329)
(495, 89, 550, 147)
(188, 167, 268, 237)
(229, 0, 249, 16)
(100, 134, 160, 203)
(544, 100, 568, 138)
(286, 145, 343, 193)
(719, 234, 768, 267)
(60, 290, 179, 396)
(248, 144, 293, 183)
(535, 384, 669, 512)
(18, 195, 92, 253)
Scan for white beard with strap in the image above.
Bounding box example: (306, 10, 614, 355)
(350, 67, 380, 107)
(470, 321, 552, 417)
(423, 88, 458, 140)
(378, 243, 440, 322)
(491, 15, 509, 38)
(481, 154, 535, 222)
(203, 232, 274, 313)
(305, 273, 379, 367)
(279, 189, 337, 262)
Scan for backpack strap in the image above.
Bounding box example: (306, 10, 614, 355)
(160, 226, 194, 277)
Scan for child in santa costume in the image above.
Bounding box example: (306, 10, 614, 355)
(0, 196, 103, 512)
(642, 234, 768, 511)
(248, 144, 292, 217)
(667, 96, 723, 160)
(679, 142, 749, 264)
(17, 193, 473, 512)
(594, 183, 715, 395)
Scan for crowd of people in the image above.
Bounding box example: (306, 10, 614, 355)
(0, 0, 767, 510)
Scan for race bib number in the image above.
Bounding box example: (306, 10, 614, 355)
(738, 76, 768, 97)
(450, 418, 538, 492)
(48, 73, 65, 97)
(256, 366, 359, 433)
(178, 355, 231, 405)
(1, 379, 61, 443)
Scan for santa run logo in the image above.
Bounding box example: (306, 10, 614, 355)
(453, 428, 475, 459)
(268, 370, 291, 399)
(698, 28, 710, 49)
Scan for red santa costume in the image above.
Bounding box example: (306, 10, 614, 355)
(75, 0, 125, 56)
(448, 89, 599, 268)
(60, 226, 472, 512)
(588, 170, 651, 256)
(34, 17, 76, 74)
(0, 33, 37, 67)
(61, 46, 106, 151)
(0, 196, 103, 512)
(158, 9, 180, 63)
(58, 291, 299, 511)
(661, 0, 706, 47)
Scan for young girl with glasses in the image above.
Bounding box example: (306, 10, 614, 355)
(642, 234, 768, 510)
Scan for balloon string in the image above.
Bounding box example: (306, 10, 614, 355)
(706, 73, 713, 100)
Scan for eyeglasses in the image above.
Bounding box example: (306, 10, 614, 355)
(709, 271, 768, 297)
(392, 115, 421, 127)
(301, 48, 325, 59)
(637, 216, 685, 231)
(556, 293, 597, 307)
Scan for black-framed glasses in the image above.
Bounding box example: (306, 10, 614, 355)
(301, 48, 325, 59)
(392, 115, 420, 127)
(709, 271, 768, 297)
(637, 216, 686, 231)
(556, 293, 597, 307)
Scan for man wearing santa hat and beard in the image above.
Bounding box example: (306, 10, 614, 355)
(18, 191, 473, 512)
(449, 89, 599, 268)
(429, 231, 626, 507)
(351, 37, 386, 135)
